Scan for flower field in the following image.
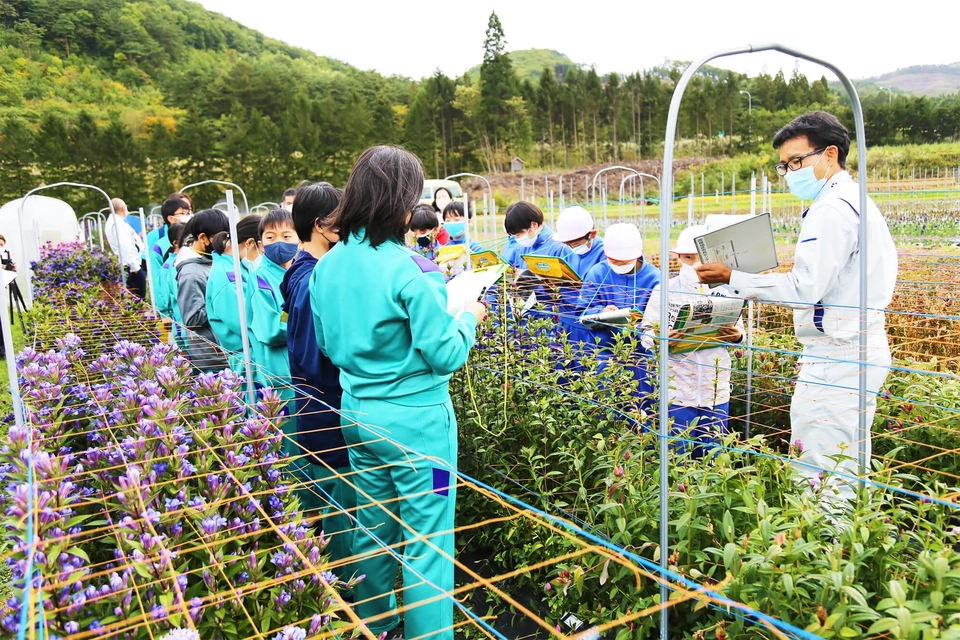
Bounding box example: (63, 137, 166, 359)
(6, 218, 960, 639)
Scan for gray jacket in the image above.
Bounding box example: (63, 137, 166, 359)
(175, 248, 228, 372)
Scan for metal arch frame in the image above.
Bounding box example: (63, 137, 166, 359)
(445, 173, 495, 244)
(252, 201, 282, 213)
(79, 211, 107, 250)
(657, 44, 870, 640)
(18, 183, 119, 304)
(591, 165, 658, 228)
(180, 180, 251, 217)
(618, 171, 662, 240)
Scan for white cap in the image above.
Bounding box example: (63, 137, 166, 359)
(553, 206, 594, 242)
(672, 225, 706, 255)
(603, 223, 643, 260)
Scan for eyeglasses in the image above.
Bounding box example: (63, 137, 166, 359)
(775, 147, 827, 176)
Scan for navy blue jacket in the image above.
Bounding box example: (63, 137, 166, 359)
(280, 252, 349, 469)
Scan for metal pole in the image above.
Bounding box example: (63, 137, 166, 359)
(463, 193, 473, 269)
(521, 177, 525, 201)
(731, 173, 737, 214)
(560, 175, 565, 211)
(721, 172, 725, 215)
(750, 172, 757, 215)
(225, 189, 257, 408)
(661, 43, 873, 636)
(138, 207, 158, 313)
(745, 300, 754, 438)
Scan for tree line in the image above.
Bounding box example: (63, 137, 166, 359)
(0, 1, 958, 212)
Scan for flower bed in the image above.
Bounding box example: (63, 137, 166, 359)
(453, 313, 960, 638)
(1, 243, 361, 639)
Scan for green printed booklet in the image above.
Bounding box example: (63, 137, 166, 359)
(667, 296, 744, 354)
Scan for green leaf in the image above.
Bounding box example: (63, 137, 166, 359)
(839, 627, 859, 638)
(841, 586, 868, 608)
(865, 618, 899, 635)
(890, 580, 907, 608)
(782, 574, 795, 598)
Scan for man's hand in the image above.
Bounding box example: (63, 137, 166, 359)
(696, 263, 732, 285)
(717, 325, 743, 343)
(667, 329, 685, 341)
(604, 305, 618, 312)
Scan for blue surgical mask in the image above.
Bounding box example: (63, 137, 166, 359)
(264, 241, 299, 265)
(784, 151, 828, 200)
(444, 221, 466, 239)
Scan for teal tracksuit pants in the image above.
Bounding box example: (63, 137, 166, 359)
(342, 393, 458, 640)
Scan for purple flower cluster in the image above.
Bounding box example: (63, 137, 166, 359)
(29, 241, 122, 304)
(1, 335, 362, 639)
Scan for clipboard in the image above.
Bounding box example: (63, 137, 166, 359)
(694, 212, 778, 287)
(471, 250, 507, 270)
(521, 254, 581, 282)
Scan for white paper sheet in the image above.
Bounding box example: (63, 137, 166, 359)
(445, 265, 507, 315)
(694, 212, 778, 275)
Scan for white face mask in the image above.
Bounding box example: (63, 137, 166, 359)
(679, 262, 700, 286)
(515, 234, 537, 248)
(571, 242, 591, 256)
(607, 259, 636, 275)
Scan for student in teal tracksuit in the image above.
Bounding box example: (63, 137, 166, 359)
(310, 146, 486, 640)
(250, 209, 300, 456)
(149, 194, 192, 311)
(206, 215, 263, 374)
(156, 223, 186, 349)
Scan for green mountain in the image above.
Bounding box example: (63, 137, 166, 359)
(833, 63, 960, 97)
(467, 48, 576, 81)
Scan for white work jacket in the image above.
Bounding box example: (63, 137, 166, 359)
(728, 171, 897, 361)
(105, 214, 145, 272)
(641, 275, 744, 407)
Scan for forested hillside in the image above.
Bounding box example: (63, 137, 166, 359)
(0, 0, 958, 211)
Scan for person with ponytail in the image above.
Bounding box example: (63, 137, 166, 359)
(205, 214, 263, 374)
(175, 209, 229, 372)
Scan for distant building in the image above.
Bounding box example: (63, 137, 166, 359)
(510, 157, 525, 173)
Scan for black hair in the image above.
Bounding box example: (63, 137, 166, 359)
(162, 222, 185, 262)
(237, 214, 263, 245)
(211, 231, 230, 255)
(282, 188, 298, 201)
(167, 222, 184, 245)
(772, 110, 851, 169)
(186, 209, 229, 245)
(442, 201, 471, 221)
(259, 209, 294, 238)
(334, 145, 424, 249)
(504, 201, 544, 236)
(161, 195, 191, 225)
(431, 187, 453, 212)
(292, 182, 342, 242)
(409, 205, 439, 232)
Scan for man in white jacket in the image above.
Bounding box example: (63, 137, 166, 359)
(697, 111, 897, 500)
(642, 225, 744, 458)
(104, 197, 147, 299)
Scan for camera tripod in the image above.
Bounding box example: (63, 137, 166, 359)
(9, 278, 26, 333)
(1, 278, 27, 360)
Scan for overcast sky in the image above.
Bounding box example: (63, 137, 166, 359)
(195, 0, 958, 83)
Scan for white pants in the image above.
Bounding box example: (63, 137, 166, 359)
(790, 347, 891, 501)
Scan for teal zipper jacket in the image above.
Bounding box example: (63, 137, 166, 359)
(206, 252, 253, 373)
(310, 230, 479, 406)
(250, 255, 292, 383)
